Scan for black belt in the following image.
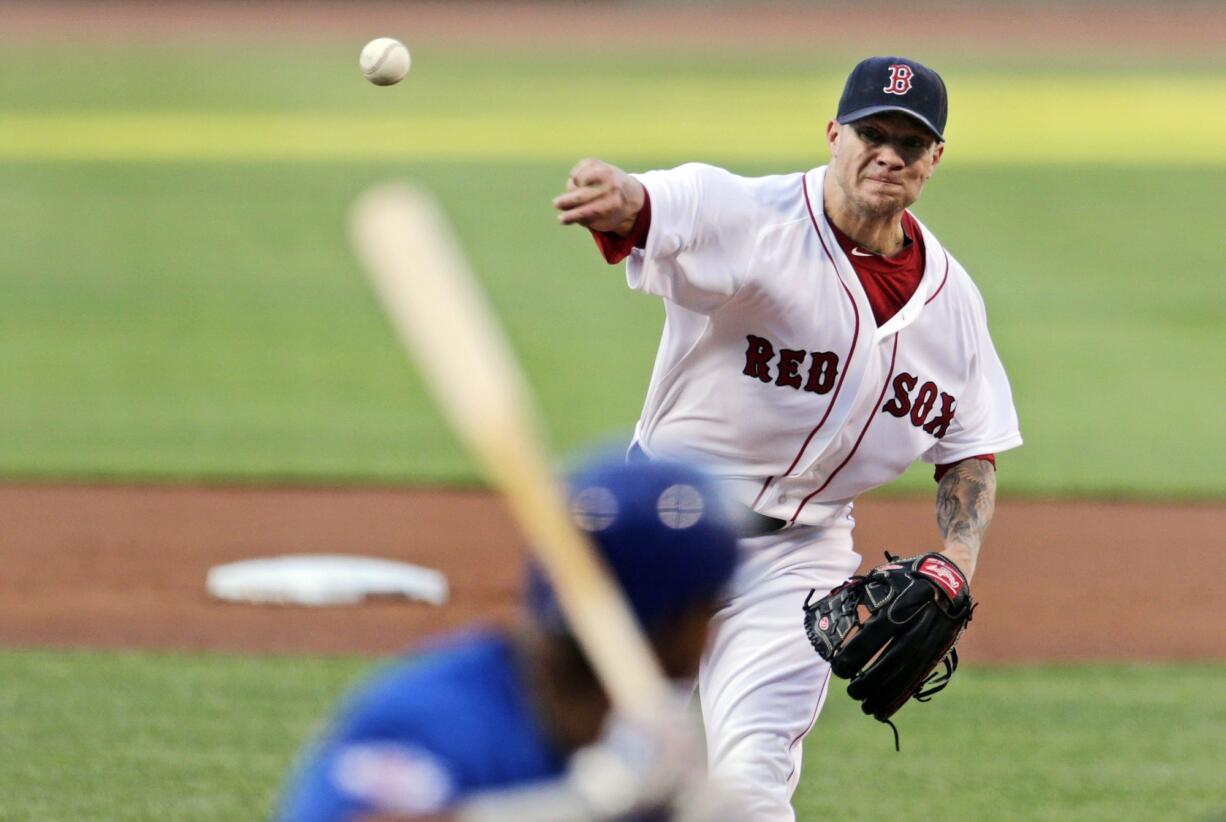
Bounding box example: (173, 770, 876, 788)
(738, 510, 788, 537)
(627, 443, 787, 538)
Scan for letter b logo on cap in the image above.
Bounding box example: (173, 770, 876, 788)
(883, 64, 914, 96)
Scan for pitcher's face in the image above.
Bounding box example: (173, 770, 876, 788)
(827, 112, 943, 218)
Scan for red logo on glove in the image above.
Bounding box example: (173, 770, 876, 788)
(918, 557, 963, 600)
(818, 615, 831, 631)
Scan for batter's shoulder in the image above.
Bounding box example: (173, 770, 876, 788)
(342, 630, 515, 728)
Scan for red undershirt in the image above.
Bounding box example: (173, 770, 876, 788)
(588, 188, 993, 481)
(828, 210, 925, 327)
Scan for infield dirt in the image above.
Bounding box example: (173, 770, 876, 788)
(3, 484, 1222, 662)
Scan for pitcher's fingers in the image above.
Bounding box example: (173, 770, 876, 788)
(557, 200, 614, 226)
(565, 167, 601, 192)
(569, 158, 611, 186)
(552, 184, 610, 211)
(572, 170, 612, 190)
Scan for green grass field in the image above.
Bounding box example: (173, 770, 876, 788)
(2, 31, 1224, 822)
(0, 45, 1223, 495)
(3, 648, 1223, 821)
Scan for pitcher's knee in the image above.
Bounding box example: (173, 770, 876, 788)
(709, 745, 799, 822)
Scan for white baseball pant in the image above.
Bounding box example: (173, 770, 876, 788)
(698, 508, 860, 821)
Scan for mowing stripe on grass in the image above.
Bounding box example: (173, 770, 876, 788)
(0, 77, 1220, 164)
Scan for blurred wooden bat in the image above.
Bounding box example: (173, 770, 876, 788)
(349, 183, 670, 722)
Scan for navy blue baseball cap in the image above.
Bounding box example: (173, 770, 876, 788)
(836, 56, 948, 142)
(528, 454, 738, 631)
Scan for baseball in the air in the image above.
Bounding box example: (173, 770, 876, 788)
(360, 38, 411, 86)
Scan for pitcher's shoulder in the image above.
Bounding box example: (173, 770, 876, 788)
(909, 220, 986, 304)
(655, 163, 808, 208)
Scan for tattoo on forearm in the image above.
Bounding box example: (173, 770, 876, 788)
(935, 459, 997, 562)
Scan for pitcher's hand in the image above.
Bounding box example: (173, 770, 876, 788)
(553, 158, 646, 236)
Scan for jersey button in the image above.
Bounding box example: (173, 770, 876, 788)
(777, 494, 788, 504)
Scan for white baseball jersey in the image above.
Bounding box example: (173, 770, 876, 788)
(626, 163, 1022, 527)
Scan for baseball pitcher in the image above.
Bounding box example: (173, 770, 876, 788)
(553, 56, 1021, 820)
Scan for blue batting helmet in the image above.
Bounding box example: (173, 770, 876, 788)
(527, 454, 739, 631)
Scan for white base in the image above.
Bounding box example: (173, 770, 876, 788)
(206, 554, 449, 607)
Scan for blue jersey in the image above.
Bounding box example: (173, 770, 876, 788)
(277, 630, 567, 821)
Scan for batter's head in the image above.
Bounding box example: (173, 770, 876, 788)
(528, 454, 739, 632)
(837, 56, 948, 142)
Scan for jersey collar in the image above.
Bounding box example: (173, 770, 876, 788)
(807, 165, 949, 339)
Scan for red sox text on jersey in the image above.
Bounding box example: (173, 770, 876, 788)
(742, 334, 957, 438)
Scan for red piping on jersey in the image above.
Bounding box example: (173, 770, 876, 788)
(925, 249, 951, 305)
(750, 476, 775, 508)
(788, 333, 900, 526)
(786, 666, 831, 786)
(777, 173, 861, 478)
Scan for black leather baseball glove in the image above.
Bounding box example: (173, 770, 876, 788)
(802, 552, 974, 745)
